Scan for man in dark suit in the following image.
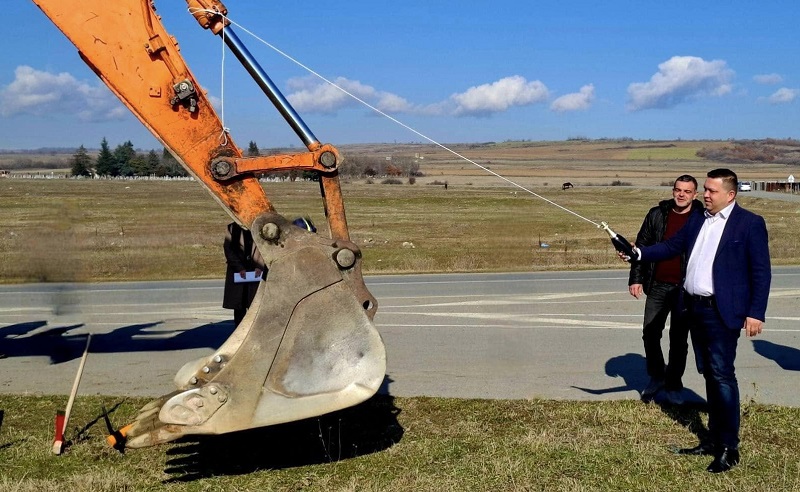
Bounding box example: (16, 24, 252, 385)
(222, 222, 266, 327)
(628, 168, 771, 473)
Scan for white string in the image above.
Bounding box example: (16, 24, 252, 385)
(189, 8, 599, 227)
(218, 21, 230, 146)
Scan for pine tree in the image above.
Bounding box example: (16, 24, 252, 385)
(113, 141, 136, 176)
(129, 154, 148, 176)
(160, 148, 188, 177)
(95, 138, 115, 176)
(70, 145, 92, 177)
(247, 141, 260, 156)
(130, 150, 159, 176)
(144, 150, 160, 176)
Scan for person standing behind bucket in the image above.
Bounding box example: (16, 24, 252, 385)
(222, 222, 266, 327)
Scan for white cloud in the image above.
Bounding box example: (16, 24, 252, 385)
(375, 92, 414, 113)
(0, 65, 125, 121)
(550, 84, 595, 113)
(286, 74, 549, 118)
(753, 73, 783, 85)
(766, 87, 798, 104)
(626, 56, 734, 111)
(207, 95, 222, 111)
(450, 76, 549, 116)
(286, 76, 412, 114)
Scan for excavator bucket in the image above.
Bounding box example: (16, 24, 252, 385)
(121, 213, 386, 448)
(29, 0, 386, 448)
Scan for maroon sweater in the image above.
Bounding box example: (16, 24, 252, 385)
(652, 209, 691, 285)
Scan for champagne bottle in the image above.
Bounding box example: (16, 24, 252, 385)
(599, 222, 637, 260)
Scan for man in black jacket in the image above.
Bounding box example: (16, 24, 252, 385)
(629, 175, 704, 405)
(222, 222, 266, 327)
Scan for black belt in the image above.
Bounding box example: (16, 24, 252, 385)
(685, 293, 716, 308)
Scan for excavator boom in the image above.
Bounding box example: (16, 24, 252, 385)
(32, 0, 268, 224)
(31, 0, 386, 448)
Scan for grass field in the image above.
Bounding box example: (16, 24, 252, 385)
(1, 174, 799, 283)
(1, 394, 799, 491)
(624, 146, 702, 161)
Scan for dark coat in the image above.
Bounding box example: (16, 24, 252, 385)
(639, 203, 771, 330)
(222, 223, 266, 310)
(628, 198, 703, 295)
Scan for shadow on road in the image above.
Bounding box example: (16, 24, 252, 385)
(752, 339, 800, 371)
(571, 352, 705, 403)
(0, 320, 234, 364)
(571, 352, 647, 396)
(161, 390, 403, 482)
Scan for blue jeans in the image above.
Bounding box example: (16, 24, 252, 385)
(689, 298, 741, 449)
(642, 281, 690, 390)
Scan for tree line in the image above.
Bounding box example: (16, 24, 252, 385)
(69, 138, 425, 180)
(339, 154, 422, 178)
(70, 138, 188, 178)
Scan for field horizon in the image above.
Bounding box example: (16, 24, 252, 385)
(3, 138, 799, 187)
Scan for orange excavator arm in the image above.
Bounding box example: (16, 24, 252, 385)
(31, 0, 350, 238)
(31, 0, 386, 449)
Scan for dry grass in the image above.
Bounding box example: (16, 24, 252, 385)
(0, 394, 798, 491)
(1, 172, 799, 283)
(0, 179, 228, 283)
(376, 140, 797, 188)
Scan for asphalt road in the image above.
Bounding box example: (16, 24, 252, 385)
(1, 268, 798, 406)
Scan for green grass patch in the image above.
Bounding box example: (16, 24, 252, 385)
(0, 394, 798, 490)
(625, 146, 702, 161)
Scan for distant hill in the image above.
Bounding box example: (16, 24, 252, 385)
(0, 147, 86, 154)
(1, 139, 798, 174)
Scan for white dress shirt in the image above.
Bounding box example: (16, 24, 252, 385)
(683, 201, 736, 296)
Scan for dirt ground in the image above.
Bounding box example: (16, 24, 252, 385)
(340, 140, 800, 189)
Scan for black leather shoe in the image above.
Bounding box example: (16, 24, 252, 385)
(676, 442, 716, 456)
(707, 448, 740, 473)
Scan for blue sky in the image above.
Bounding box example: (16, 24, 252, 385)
(3, 1, 799, 150)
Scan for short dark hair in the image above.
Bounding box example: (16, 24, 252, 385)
(673, 174, 698, 190)
(707, 168, 738, 193)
